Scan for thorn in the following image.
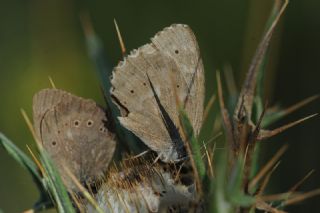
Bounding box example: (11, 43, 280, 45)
(249, 145, 288, 189)
(26, 144, 45, 176)
(114, 19, 126, 56)
(202, 140, 214, 178)
(64, 166, 105, 213)
(251, 101, 268, 142)
(216, 71, 235, 149)
(201, 132, 223, 150)
(223, 64, 237, 96)
(203, 94, 216, 122)
(22, 210, 34, 213)
(288, 170, 315, 194)
(124, 150, 149, 161)
(69, 192, 82, 212)
(258, 113, 318, 140)
(48, 76, 56, 89)
(282, 188, 320, 206)
(256, 197, 287, 213)
(260, 192, 291, 202)
(256, 161, 281, 196)
(21, 109, 42, 148)
(274, 169, 316, 208)
(234, 0, 288, 120)
(279, 95, 319, 117)
(174, 161, 186, 181)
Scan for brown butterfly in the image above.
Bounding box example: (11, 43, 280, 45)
(33, 88, 116, 191)
(111, 24, 205, 162)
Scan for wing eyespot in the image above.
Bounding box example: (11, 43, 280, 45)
(175, 49, 179, 54)
(99, 126, 106, 133)
(74, 120, 80, 127)
(130, 89, 134, 94)
(87, 120, 93, 127)
(52, 141, 57, 146)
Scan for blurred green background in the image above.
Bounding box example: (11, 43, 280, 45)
(0, 0, 319, 212)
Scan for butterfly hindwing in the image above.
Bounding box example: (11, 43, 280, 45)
(33, 89, 116, 191)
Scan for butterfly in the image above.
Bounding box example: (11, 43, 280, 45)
(33, 88, 116, 191)
(110, 24, 205, 162)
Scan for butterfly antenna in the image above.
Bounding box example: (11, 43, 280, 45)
(114, 19, 126, 56)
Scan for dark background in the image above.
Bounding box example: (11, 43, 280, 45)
(0, 0, 319, 212)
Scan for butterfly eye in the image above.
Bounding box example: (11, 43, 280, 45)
(74, 120, 80, 127)
(52, 141, 57, 146)
(130, 90, 134, 94)
(175, 49, 179, 54)
(176, 84, 180, 88)
(87, 120, 93, 127)
(143, 82, 147, 86)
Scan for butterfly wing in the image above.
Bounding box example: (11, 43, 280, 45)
(111, 24, 204, 162)
(33, 89, 116, 191)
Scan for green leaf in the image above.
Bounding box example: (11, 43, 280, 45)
(179, 109, 206, 179)
(39, 149, 75, 213)
(0, 133, 54, 211)
(0, 132, 40, 181)
(227, 156, 255, 207)
(209, 149, 232, 213)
